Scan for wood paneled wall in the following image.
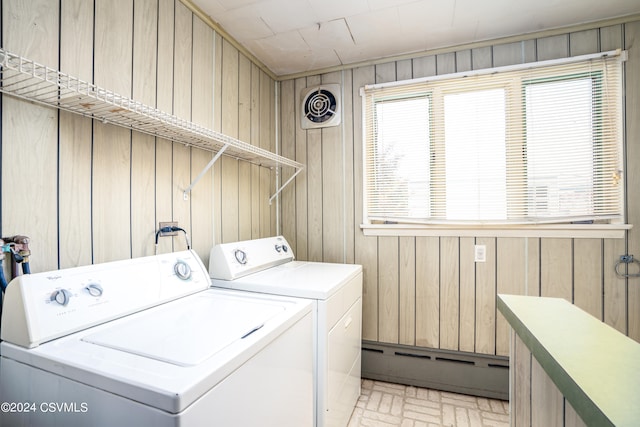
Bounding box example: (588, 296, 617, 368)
(280, 20, 640, 356)
(0, 0, 278, 273)
(3, 0, 639, 360)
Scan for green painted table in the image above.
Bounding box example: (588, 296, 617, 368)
(498, 294, 640, 427)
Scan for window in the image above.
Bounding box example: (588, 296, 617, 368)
(362, 51, 624, 226)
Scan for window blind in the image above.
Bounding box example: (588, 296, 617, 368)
(362, 51, 624, 225)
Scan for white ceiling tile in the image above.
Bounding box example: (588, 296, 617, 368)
(298, 19, 354, 50)
(306, 0, 370, 23)
(192, 0, 640, 75)
(257, 0, 318, 33)
(214, 7, 274, 41)
(244, 31, 342, 75)
(346, 7, 403, 45)
(297, 48, 344, 72)
(339, 6, 447, 64)
(216, 0, 264, 11)
(366, 0, 420, 12)
(396, 1, 474, 49)
(193, 0, 227, 21)
(335, 43, 399, 65)
(398, 1, 455, 28)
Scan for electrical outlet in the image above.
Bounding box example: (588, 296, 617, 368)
(474, 245, 486, 263)
(159, 221, 178, 236)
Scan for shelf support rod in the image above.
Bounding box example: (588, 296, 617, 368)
(183, 144, 229, 199)
(269, 167, 303, 205)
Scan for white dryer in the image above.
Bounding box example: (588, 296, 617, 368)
(209, 236, 363, 427)
(0, 250, 313, 427)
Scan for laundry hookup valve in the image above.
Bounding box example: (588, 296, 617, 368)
(2, 235, 32, 277)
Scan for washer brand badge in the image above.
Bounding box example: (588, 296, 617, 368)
(46, 275, 62, 281)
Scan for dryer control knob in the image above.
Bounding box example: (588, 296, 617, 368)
(275, 244, 289, 253)
(174, 260, 192, 280)
(234, 249, 248, 265)
(85, 283, 104, 297)
(50, 289, 72, 306)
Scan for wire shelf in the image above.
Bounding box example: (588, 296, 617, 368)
(0, 48, 304, 174)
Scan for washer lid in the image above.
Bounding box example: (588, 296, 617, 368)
(82, 292, 284, 366)
(1, 288, 312, 414)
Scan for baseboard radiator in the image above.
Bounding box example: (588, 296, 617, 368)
(361, 341, 509, 400)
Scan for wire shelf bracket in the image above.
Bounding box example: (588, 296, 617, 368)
(0, 48, 304, 200)
(183, 143, 229, 201)
(269, 168, 303, 205)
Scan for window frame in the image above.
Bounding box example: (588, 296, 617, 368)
(360, 50, 627, 238)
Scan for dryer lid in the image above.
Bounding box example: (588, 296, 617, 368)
(212, 261, 362, 299)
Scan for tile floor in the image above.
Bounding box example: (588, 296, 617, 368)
(347, 379, 509, 427)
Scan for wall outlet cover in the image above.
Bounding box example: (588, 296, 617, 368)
(474, 245, 486, 263)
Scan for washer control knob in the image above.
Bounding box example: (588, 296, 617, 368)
(234, 249, 248, 265)
(275, 244, 282, 252)
(174, 260, 192, 280)
(85, 283, 104, 297)
(50, 289, 72, 306)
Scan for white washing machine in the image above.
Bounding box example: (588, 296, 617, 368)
(209, 236, 363, 427)
(0, 250, 313, 427)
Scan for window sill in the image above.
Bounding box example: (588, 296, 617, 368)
(360, 223, 631, 239)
